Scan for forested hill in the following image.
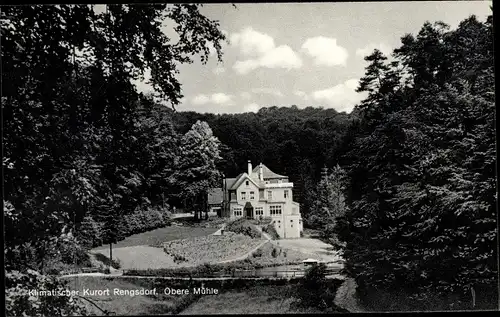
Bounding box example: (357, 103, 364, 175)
(170, 105, 354, 207)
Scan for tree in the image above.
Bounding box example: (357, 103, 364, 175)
(336, 14, 497, 309)
(170, 120, 222, 220)
(308, 165, 349, 245)
(3, 4, 229, 314)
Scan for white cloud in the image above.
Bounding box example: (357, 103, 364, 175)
(244, 103, 261, 113)
(213, 66, 226, 75)
(251, 88, 284, 97)
(311, 79, 367, 113)
(230, 27, 275, 57)
(192, 93, 233, 105)
(356, 43, 392, 58)
(231, 27, 302, 74)
(294, 90, 309, 101)
(211, 93, 232, 104)
(301, 36, 349, 67)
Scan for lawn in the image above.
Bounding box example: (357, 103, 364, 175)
(66, 276, 202, 316)
(91, 232, 265, 271)
(179, 284, 323, 315)
(92, 226, 218, 251)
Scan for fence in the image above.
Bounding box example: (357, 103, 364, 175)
(121, 267, 340, 279)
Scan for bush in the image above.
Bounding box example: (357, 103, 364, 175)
(94, 252, 121, 269)
(295, 263, 344, 312)
(252, 248, 263, 258)
(5, 270, 87, 316)
(262, 223, 280, 240)
(75, 216, 102, 249)
(226, 218, 261, 238)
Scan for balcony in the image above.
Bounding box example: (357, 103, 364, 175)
(264, 182, 293, 189)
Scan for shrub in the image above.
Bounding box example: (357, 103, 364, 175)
(5, 270, 87, 316)
(262, 223, 280, 240)
(94, 252, 121, 269)
(75, 216, 102, 249)
(295, 263, 342, 311)
(252, 248, 263, 258)
(173, 254, 188, 264)
(226, 218, 261, 238)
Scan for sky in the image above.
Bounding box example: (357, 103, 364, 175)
(132, 1, 492, 114)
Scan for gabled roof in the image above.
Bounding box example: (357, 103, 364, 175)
(252, 164, 287, 179)
(229, 173, 263, 190)
(207, 188, 223, 204)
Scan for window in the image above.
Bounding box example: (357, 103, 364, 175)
(233, 207, 243, 217)
(255, 207, 264, 216)
(284, 190, 289, 199)
(277, 220, 280, 223)
(290, 220, 293, 222)
(250, 191, 255, 200)
(241, 192, 246, 200)
(246, 180, 249, 186)
(269, 205, 282, 216)
(267, 191, 272, 200)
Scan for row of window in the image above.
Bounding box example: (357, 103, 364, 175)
(269, 205, 282, 215)
(239, 190, 289, 201)
(232, 205, 282, 216)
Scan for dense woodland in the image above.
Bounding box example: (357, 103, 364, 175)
(3, 5, 226, 315)
(169, 105, 353, 218)
(2, 4, 497, 315)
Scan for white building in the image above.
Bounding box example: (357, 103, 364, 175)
(209, 160, 303, 239)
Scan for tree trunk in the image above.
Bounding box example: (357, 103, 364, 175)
(193, 195, 199, 221)
(204, 193, 209, 220)
(109, 243, 113, 273)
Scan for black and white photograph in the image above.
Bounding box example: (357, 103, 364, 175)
(2, 1, 498, 315)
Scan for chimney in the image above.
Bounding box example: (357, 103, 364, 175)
(247, 160, 252, 176)
(259, 163, 263, 181)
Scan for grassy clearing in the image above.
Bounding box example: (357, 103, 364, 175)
(66, 276, 322, 316)
(92, 246, 182, 270)
(178, 280, 346, 315)
(92, 226, 218, 250)
(66, 276, 185, 316)
(123, 242, 313, 277)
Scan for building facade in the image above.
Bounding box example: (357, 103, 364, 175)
(210, 160, 303, 239)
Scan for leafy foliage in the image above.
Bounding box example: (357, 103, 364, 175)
(2, 4, 227, 315)
(294, 263, 342, 312)
(336, 14, 497, 309)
